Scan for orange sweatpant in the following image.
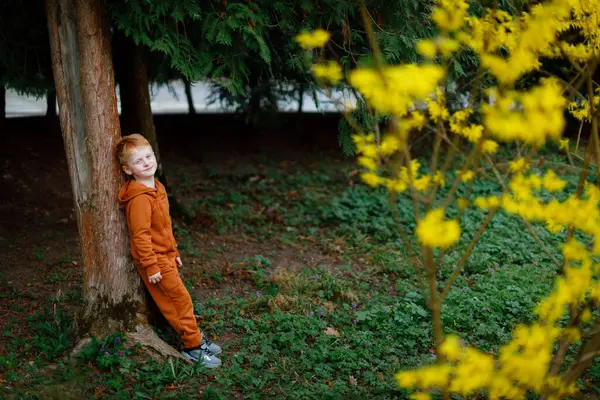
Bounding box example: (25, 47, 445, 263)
(138, 257, 201, 349)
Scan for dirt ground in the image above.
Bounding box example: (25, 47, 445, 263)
(0, 113, 345, 354)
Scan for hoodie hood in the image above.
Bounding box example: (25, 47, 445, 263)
(118, 179, 157, 208)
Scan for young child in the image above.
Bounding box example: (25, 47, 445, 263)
(116, 133, 222, 368)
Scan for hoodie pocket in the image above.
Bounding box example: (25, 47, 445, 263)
(156, 254, 174, 269)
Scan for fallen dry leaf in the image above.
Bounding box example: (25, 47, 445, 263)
(348, 375, 358, 386)
(324, 327, 340, 337)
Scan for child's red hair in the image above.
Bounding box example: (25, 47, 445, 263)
(115, 133, 151, 166)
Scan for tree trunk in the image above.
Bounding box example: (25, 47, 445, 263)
(46, 88, 57, 117)
(0, 85, 5, 120)
(45, 1, 180, 358)
(297, 83, 304, 114)
(113, 31, 163, 178)
(184, 79, 196, 114)
(46, 0, 142, 333)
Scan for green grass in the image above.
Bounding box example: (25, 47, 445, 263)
(3, 149, 600, 399)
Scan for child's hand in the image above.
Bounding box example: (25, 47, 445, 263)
(176, 257, 183, 267)
(148, 271, 162, 284)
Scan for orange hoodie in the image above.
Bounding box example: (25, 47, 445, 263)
(118, 179, 180, 276)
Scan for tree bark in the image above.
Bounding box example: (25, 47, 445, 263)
(46, 88, 57, 117)
(45, 0, 159, 342)
(0, 85, 5, 120)
(113, 31, 163, 178)
(183, 79, 196, 114)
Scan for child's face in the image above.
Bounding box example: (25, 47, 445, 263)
(122, 146, 157, 180)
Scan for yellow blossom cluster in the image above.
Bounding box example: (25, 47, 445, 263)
(498, 173, 597, 242)
(449, 109, 499, 152)
(295, 29, 330, 49)
(312, 61, 343, 84)
(401, 217, 597, 399)
(427, 92, 450, 123)
(416, 37, 461, 59)
(397, 320, 578, 399)
(353, 133, 436, 194)
(483, 79, 566, 146)
(568, 93, 600, 122)
(416, 209, 461, 249)
(348, 65, 445, 117)
(561, 0, 600, 61)
(460, 1, 570, 84)
(431, 0, 469, 32)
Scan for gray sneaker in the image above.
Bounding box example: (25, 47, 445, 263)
(181, 343, 222, 368)
(202, 337, 222, 355)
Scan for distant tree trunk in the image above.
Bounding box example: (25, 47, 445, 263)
(46, 88, 56, 117)
(0, 85, 5, 120)
(45, 0, 180, 358)
(113, 31, 163, 179)
(183, 79, 196, 114)
(297, 83, 304, 114)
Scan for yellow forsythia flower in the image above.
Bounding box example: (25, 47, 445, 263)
(542, 170, 566, 192)
(459, 170, 475, 182)
(440, 335, 462, 361)
(349, 65, 445, 116)
(417, 40, 437, 59)
(361, 144, 378, 158)
(414, 176, 431, 192)
(433, 171, 446, 187)
(388, 178, 408, 193)
(562, 239, 588, 262)
(462, 124, 483, 142)
(581, 308, 592, 323)
(450, 109, 472, 134)
(545, 219, 564, 234)
(380, 135, 401, 156)
(313, 61, 343, 83)
(358, 156, 377, 171)
(509, 158, 529, 173)
(396, 371, 418, 388)
(438, 37, 460, 57)
(483, 79, 566, 146)
(562, 328, 581, 342)
(416, 208, 461, 248)
(352, 133, 375, 146)
(418, 365, 451, 387)
(295, 29, 330, 49)
(559, 139, 569, 150)
(482, 140, 499, 154)
(409, 392, 432, 400)
(432, 0, 469, 31)
(361, 172, 383, 187)
(474, 196, 500, 210)
(449, 348, 495, 395)
(457, 198, 468, 210)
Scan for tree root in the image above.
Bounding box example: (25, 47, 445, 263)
(125, 324, 187, 362)
(70, 324, 188, 363)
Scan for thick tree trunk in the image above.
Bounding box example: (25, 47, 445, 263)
(46, 88, 57, 117)
(0, 85, 5, 120)
(46, 0, 142, 334)
(44, 2, 179, 359)
(183, 79, 196, 114)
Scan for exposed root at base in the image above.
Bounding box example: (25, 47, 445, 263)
(126, 324, 187, 362)
(69, 324, 187, 363)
